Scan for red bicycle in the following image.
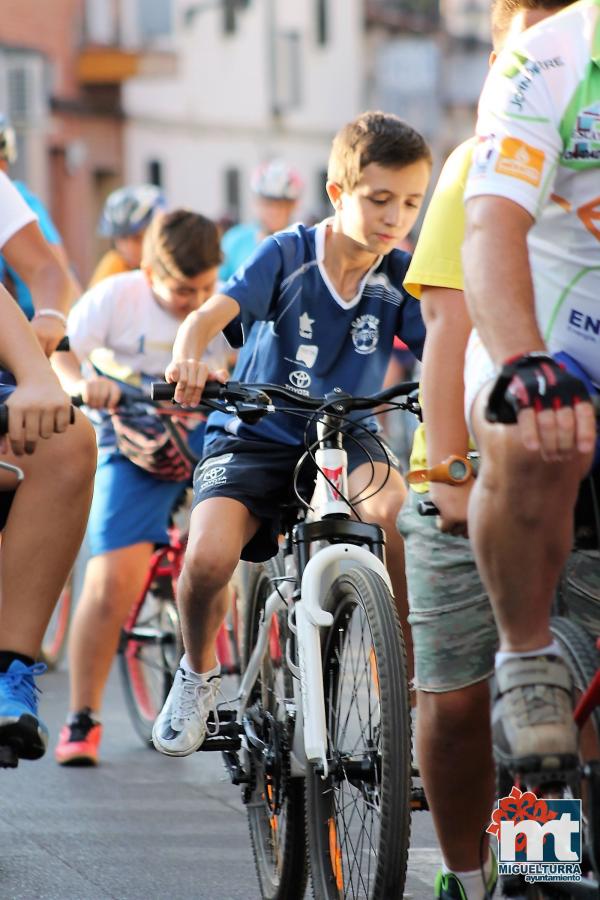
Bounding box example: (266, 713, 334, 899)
(119, 490, 243, 745)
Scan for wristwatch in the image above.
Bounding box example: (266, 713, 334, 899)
(407, 455, 473, 486)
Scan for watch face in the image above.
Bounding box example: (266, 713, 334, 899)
(448, 459, 469, 481)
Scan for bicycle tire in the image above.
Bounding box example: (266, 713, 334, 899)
(40, 576, 73, 670)
(306, 566, 412, 900)
(243, 558, 308, 900)
(119, 583, 183, 746)
(550, 617, 600, 741)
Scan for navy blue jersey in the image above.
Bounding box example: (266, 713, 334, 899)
(206, 219, 424, 448)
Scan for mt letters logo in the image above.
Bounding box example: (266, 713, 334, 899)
(488, 787, 581, 884)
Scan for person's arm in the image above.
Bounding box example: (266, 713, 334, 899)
(51, 279, 121, 410)
(2, 221, 73, 356)
(168, 234, 284, 405)
(51, 348, 121, 410)
(463, 197, 541, 362)
(166, 293, 240, 406)
(462, 30, 598, 460)
(421, 286, 473, 534)
(0, 284, 72, 456)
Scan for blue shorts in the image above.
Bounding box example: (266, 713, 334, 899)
(87, 450, 189, 557)
(193, 430, 398, 563)
(0, 378, 16, 531)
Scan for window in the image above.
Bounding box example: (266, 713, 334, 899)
(147, 159, 163, 188)
(273, 31, 302, 113)
(223, 0, 250, 35)
(138, 0, 172, 41)
(316, 0, 328, 46)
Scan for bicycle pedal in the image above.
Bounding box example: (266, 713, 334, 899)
(410, 785, 428, 811)
(198, 733, 242, 753)
(0, 744, 18, 768)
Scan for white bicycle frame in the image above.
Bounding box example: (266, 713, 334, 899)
(236, 418, 392, 778)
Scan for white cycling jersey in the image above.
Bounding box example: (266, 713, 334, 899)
(465, 0, 600, 385)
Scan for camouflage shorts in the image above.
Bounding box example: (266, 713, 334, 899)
(397, 490, 600, 692)
(397, 489, 496, 692)
(561, 549, 600, 637)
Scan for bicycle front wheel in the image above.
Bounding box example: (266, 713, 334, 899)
(306, 567, 412, 900)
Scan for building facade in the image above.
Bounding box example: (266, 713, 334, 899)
(123, 0, 364, 224)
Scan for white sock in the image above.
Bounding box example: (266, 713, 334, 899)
(180, 654, 220, 681)
(442, 848, 494, 900)
(496, 640, 561, 668)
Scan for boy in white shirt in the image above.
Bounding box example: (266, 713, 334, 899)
(52, 210, 228, 765)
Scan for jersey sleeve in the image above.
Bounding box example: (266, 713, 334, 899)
(404, 140, 473, 298)
(221, 235, 283, 334)
(395, 292, 426, 360)
(464, 43, 563, 217)
(67, 279, 116, 362)
(0, 172, 37, 248)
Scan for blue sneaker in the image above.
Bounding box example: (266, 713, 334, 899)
(0, 661, 48, 760)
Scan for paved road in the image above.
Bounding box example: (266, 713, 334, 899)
(0, 664, 440, 900)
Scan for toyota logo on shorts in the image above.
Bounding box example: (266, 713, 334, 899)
(203, 466, 226, 481)
(289, 369, 312, 389)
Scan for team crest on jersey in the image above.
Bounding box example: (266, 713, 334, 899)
(351, 315, 379, 355)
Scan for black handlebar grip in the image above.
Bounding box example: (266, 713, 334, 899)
(150, 381, 226, 402)
(417, 499, 439, 517)
(150, 382, 176, 401)
(55, 336, 70, 352)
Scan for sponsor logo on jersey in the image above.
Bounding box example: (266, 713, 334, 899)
(351, 314, 380, 355)
(502, 51, 564, 113)
(472, 135, 497, 176)
(568, 309, 600, 341)
(495, 137, 545, 187)
(289, 369, 312, 391)
(295, 344, 319, 368)
(299, 312, 315, 339)
(563, 102, 600, 162)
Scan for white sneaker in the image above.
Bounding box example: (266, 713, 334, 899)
(152, 663, 221, 757)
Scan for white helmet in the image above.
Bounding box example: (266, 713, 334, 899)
(0, 116, 17, 165)
(98, 184, 166, 237)
(251, 160, 303, 201)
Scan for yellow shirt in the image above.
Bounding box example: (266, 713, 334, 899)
(88, 249, 131, 288)
(403, 138, 475, 491)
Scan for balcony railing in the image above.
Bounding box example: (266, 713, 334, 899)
(365, 0, 440, 32)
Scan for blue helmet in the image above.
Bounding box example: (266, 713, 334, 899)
(98, 184, 165, 237)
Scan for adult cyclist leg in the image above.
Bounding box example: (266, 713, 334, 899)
(469, 384, 594, 774)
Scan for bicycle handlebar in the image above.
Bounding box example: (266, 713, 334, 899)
(150, 379, 420, 414)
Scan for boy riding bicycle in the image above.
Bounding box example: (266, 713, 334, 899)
(51, 210, 228, 765)
(152, 111, 431, 757)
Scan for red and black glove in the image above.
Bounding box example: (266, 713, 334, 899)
(485, 352, 590, 424)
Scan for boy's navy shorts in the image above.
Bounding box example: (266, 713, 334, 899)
(192, 430, 398, 562)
